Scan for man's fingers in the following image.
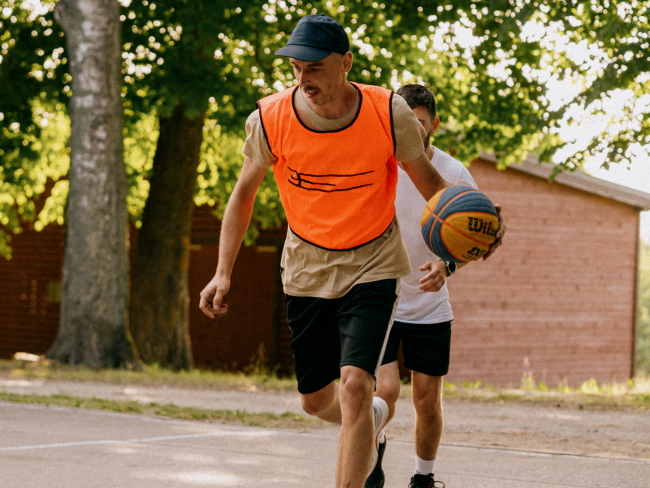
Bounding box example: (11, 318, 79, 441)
(482, 203, 505, 260)
(199, 294, 215, 318)
(494, 203, 506, 239)
(199, 286, 229, 318)
(419, 279, 443, 292)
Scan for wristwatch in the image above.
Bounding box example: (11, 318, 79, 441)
(444, 261, 456, 277)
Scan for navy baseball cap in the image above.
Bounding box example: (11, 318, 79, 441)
(275, 14, 349, 62)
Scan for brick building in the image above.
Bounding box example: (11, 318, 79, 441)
(2, 156, 649, 386)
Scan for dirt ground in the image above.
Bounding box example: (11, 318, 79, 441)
(1, 377, 649, 461)
(392, 397, 650, 460)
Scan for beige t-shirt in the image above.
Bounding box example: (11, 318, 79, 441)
(243, 83, 427, 298)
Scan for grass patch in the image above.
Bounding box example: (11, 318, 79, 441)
(438, 376, 650, 411)
(0, 391, 322, 429)
(3, 359, 649, 412)
(0, 359, 297, 392)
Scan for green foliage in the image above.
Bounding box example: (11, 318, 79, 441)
(637, 242, 650, 374)
(120, 108, 284, 240)
(2, 0, 649, 255)
(196, 117, 285, 243)
(0, 1, 67, 258)
(0, 99, 69, 258)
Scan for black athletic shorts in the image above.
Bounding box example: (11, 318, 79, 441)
(381, 320, 452, 377)
(285, 279, 399, 394)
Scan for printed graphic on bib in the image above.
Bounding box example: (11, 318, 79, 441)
(288, 167, 375, 193)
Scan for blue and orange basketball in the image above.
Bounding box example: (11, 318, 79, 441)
(421, 186, 499, 263)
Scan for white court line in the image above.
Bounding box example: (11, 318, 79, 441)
(0, 433, 228, 452)
(2, 401, 650, 466)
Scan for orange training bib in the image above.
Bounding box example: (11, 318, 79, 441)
(258, 83, 397, 250)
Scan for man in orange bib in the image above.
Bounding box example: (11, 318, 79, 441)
(200, 14, 452, 488)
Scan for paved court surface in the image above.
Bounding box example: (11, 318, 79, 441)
(2, 401, 650, 488)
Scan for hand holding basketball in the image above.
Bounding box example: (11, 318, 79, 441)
(482, 203, 506, 260)
(421, 186, 500, 263)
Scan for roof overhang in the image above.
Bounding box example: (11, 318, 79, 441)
(477, 153, 650, 211)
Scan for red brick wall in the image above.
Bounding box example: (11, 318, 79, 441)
(0, 165, 640, 386)
(444, 159, 638, 386)
(0, 224, 64, 358)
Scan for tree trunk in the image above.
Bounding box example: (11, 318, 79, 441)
(130, 103, 206, 369)
(48, 0, 138, 368)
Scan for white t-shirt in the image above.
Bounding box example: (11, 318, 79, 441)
(394, 146, 478, 324)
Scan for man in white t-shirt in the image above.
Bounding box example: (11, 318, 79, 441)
(364, 84, 504, 488)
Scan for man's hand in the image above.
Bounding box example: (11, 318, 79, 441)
(483, 203, 506, 260)
(199, 275, 230, 318)
(418, 260, 448, 292)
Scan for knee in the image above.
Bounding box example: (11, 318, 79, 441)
(301, 394, 329, 417)
(375, 362, 401, 408)
(413, 390, 442, 420)
(339, 370, 373, 407)
(376, 379, 400, 409)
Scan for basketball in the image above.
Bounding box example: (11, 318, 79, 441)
(421, 186, 499, 263)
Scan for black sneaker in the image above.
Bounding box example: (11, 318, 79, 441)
(409, 473, 445, 488)
(364, 439, 387, 488)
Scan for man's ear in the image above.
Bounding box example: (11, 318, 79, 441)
(431, 116, 440, 136)
(341, 51, 353, 73)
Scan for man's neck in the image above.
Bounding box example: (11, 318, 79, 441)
(425, 144, 434, 160)
(301, 82, 357, 119)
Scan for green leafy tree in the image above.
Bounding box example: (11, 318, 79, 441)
(0, 1, 68, 258)
(2, 0, 649, 368)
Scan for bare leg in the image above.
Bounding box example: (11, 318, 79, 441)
(335, 365, 377, 488)
(411, 371, 444, 460)
(374, 360, 401, 425)
(299, 366, 378, 488)
(300, 380, 342, 424)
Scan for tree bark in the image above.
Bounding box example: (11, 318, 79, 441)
(130, 103, 206, 370)
(47, 0, 138, 368)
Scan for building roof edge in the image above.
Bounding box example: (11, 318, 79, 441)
(477, 152, 650, 211)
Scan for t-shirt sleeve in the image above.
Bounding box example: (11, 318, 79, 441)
(456, 164, 478, 189)
(391, 93, 427, 163)
(242, 109, 275, 170)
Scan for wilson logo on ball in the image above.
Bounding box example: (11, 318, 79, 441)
(421, 186, 499, 263)
(467, 217, 498, 238)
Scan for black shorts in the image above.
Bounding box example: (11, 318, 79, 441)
(285, 279, 399, 394)
(381, 320, 452, 377)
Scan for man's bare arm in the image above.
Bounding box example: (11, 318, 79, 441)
(400, 152, 452, 202)
(199, 157, 268, 318)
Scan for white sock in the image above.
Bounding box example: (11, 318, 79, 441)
(414, 455, 435, 475)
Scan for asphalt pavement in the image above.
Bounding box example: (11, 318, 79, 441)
(2, 378, 650, 487)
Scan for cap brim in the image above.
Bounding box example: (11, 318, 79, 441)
(275, 44, 332, 62)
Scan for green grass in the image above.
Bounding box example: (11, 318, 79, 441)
(0, 359, 297, 392)
(0, 391, 322, 429)
(437, 375, 650, 411)
(3, 359, 649, 412)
